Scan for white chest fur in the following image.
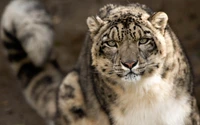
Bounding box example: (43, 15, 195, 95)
(111, 75, 191, 125)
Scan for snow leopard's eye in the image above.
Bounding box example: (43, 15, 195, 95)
(139, 38, 151, 44)
(105, 41, 117, 47)
(139, 38, 157, 57)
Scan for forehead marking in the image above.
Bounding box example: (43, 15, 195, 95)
(105, 18, 152, 41)
(108, 26, 120, 40)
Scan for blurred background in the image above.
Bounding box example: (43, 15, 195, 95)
(0, 0, 199, 124)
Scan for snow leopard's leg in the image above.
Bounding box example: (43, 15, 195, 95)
(55, 71, 109, 125)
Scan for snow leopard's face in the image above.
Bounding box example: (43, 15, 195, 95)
(87, 4, 168, 83)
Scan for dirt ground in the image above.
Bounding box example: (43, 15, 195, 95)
(0, 0, 200, 125)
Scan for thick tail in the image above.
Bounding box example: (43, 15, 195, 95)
(1, 0, 63, 120)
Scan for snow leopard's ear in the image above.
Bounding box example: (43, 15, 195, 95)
(86, 16, 104, 34)
(150, 12, 168, 34)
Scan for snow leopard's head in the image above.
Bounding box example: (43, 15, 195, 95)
(87, 4, 168, 83)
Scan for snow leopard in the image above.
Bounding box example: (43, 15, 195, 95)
(1, 0, 199, 125)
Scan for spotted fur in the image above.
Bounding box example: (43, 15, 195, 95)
(87, 3, 200, 125)
(1, 0, 199, 125)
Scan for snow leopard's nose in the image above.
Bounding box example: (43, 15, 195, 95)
(121, 60, 138, 69)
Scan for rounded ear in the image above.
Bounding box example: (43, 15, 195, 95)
(150, 12, 168, 34)
(86, 16, 104, 34)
